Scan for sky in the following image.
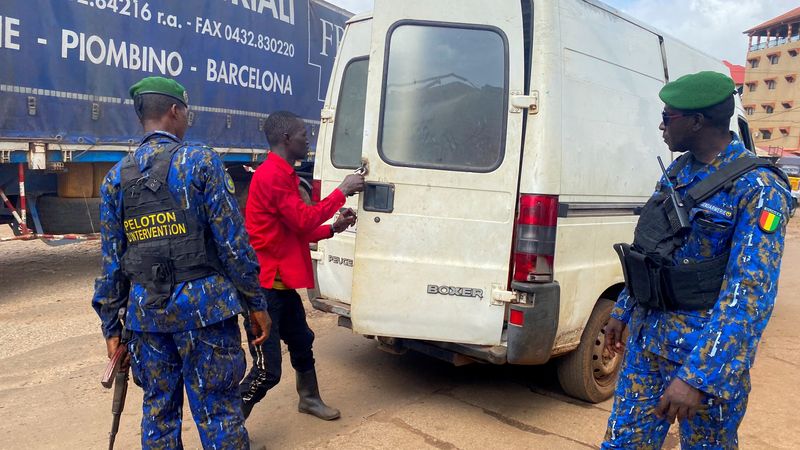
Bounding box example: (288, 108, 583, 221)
(326, 0, 798, 65)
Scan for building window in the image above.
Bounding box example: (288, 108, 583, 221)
(768, 54, 780, 64)
(787, 74, 797, 83)
(766, 79, 777, 90)
(783, 101, 794, 109)
(790, 49, 798, 57)
(748, 58, 760, 68)
(780, 128, 790, 137)
(763, 105, 774, 114)
(747, 82, 757, 92)
(760, 129, 772, 140)
(745, 106, 755, 115)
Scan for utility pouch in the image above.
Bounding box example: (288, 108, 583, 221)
(660, 254, 728, 310)
(623, 249, 665, 309)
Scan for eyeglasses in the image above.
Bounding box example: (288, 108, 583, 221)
(661, 111, 689, 126)
(661, 111, 704, 126)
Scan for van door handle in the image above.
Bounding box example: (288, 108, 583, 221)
(362, 182, 395, 213)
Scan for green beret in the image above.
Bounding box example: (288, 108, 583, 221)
(129, 76, 188, 106)
(659, 71, 735, 111)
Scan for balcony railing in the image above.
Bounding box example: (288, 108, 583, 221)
(749, 34, 800, 52)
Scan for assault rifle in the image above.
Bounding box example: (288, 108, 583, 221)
(100, 309, 132, 450)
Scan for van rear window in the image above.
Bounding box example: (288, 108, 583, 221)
(332, 58, 369, 169)
(379, 24, 507, 172)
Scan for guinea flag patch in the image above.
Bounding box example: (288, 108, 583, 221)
(758, 207, 781, 233)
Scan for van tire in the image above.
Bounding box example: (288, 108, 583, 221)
(556, 298, 623, 403)
(36, 195, 101, 235)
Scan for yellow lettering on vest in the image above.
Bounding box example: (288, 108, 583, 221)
(124, 210, 189, 243)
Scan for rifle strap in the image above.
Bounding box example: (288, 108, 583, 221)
(683, 157, 789, 210)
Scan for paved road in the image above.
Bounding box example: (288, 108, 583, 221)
(0, 224, 798, 449)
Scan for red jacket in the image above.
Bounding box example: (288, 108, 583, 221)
(246, 152, 345, 289)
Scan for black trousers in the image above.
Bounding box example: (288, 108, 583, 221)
(239, 288, 315, 407)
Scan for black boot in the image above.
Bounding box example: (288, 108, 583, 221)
(296, 369, 340, 420)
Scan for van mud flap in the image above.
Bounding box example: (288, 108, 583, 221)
(506, 282, 560, 365)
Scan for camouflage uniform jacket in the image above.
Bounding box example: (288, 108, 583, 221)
(611, 137, 791, 400)
(92, 131, 266, 337)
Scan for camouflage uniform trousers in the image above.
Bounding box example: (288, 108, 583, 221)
(129, 317, 249, 449)
(602, 340, 748, 449)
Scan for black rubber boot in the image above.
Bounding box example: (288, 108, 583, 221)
(296, 369, 340, 420)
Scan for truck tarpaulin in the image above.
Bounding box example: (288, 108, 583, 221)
(0, 0, 351, 149)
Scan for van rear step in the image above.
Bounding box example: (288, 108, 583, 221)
(314, 296, 508, 366)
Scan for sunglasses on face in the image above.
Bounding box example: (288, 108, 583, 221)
(661, 111, 704, 126)
(661, 111, 688, 126)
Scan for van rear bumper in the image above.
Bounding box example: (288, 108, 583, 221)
(506, 281, 560, 365)
(310, 296, 508, 365)
(311, 283, 559, 366)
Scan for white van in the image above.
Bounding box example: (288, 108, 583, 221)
(310, 0, 755, 402)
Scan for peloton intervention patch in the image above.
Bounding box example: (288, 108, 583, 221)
(124, 211, 189, 243)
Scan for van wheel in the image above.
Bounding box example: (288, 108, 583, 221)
(556, 298, 623, 403)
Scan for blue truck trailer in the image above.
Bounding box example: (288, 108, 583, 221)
(0, 0, 350, 241)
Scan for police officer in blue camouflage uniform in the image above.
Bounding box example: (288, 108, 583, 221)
(602, 71, 792, 449)
(92, 76, 271, 449)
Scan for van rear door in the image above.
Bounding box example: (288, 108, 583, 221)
(350, 0, 526, 345)
(314, 16, 372, 307)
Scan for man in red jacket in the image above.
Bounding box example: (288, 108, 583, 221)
(240, 111, 364, 420)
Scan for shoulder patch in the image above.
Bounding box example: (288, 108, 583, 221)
(225, 173, 236, 194)
(758, 207, 781, 233)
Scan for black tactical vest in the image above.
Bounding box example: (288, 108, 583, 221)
(615, 153, 789, 311)
(120, 141, 222, 308)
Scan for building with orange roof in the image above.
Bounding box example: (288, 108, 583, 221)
(742, 7, 800, 155)
(723, 60, 745, 91)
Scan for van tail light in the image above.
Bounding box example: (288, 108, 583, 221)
(509, 308, 524, 327)
(512, 194, 558, 283)
(312, 179, 322, 203)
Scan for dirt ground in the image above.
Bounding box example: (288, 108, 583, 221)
(1, 223, 799, 450)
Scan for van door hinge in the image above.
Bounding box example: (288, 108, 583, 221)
(510, 91, 539, 115)
(491, 284, 517, 305)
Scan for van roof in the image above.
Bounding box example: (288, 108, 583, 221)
(347, 1, 723, 68)
(583, 0, 723, 64)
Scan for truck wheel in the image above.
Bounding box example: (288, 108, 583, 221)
(556, 298, 623, 403)
(36, 195, 101, 235)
